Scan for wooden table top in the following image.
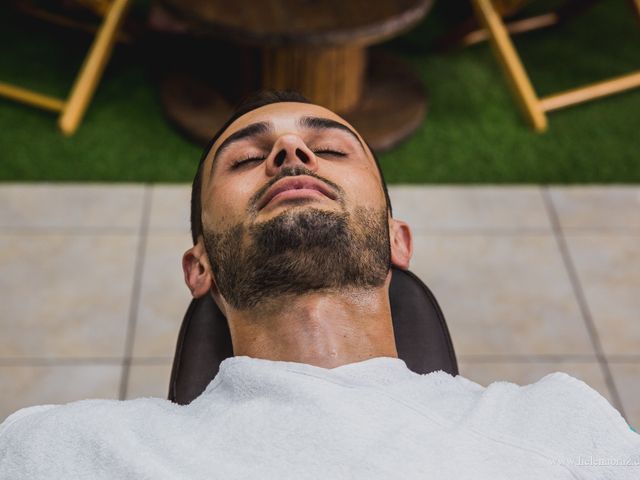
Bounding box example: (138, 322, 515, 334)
(158, 0, 434, 46)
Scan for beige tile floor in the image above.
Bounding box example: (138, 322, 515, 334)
(1, 184, 638, 429)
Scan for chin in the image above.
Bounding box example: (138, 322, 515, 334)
(263, 199, 339, 216)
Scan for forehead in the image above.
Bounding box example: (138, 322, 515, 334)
(203, 102, 370, 173)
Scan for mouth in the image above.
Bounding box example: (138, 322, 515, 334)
(257, 176, 338, 211)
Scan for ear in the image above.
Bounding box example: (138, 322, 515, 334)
(389, 218, 412, 270)
(182, 237, 215, 298)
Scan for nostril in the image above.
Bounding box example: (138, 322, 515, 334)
(275, 150, 286, 167)
(295, 148, 309, 163)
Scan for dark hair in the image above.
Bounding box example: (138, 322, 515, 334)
(190, 90, 392, 244)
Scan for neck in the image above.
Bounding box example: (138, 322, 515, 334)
(225, 284, 398, 369)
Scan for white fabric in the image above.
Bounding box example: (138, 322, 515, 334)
(1, 356, 638, 479)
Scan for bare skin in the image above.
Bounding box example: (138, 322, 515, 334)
(183, 102, 413, 369)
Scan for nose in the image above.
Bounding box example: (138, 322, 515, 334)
(265, 134, 318, 176)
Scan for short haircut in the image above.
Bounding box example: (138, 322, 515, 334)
(190, 90, 392, 244)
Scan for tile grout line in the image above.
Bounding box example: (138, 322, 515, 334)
(1, 226, 639, 236)
(0, 357, 173, 366)
(540, 186, 626, 417)
(410, 228, 554, 236)
(458, 354, 603, 363)
(408, 227, 640, 236)
(0, 227, 139, 234)
(118, 185, 153, 401)
(458, 354, 640, 362)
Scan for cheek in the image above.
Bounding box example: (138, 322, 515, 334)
(328, 163, 385, 209)
(202, 177, 256, 229)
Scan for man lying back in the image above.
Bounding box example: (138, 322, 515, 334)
(1, 91, 638, 479)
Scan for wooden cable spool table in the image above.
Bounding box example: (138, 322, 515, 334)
(157, 0, 434, 151)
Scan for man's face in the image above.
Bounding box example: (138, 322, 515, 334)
(199, 102, 391, 310)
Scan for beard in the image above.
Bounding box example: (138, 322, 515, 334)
(202, 205, 391, 310)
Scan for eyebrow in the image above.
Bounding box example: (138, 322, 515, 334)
(297, 116, 365, 151)
(209, 115, 365, 176)
(211, 121, 273, 174)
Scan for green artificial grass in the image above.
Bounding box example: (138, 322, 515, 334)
(0, 0, 638, 183)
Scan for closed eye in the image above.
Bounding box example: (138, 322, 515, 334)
(231, 148, 346, 169)
(230, 156, 266, 169)
(312, 149, 347, 157)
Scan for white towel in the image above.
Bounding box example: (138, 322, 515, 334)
(1, 356, 638, 479)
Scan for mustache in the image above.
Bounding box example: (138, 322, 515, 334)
(248, 166, 345, 212)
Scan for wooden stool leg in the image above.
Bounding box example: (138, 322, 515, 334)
(261, 46, 366, 113)
(471, 0, 547, 131)
(58, 0, 131, 135)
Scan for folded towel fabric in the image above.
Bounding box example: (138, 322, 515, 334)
(1, 356, 638, 479)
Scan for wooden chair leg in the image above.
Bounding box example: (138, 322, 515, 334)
(58, 0, 131, 135)
(471, 0, 547, 131)
(632, 0, 640, 20)
(540, 71, 640, 111)
(0, 82, 65, 112)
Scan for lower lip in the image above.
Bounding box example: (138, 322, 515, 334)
(266, 188, 328, 207)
